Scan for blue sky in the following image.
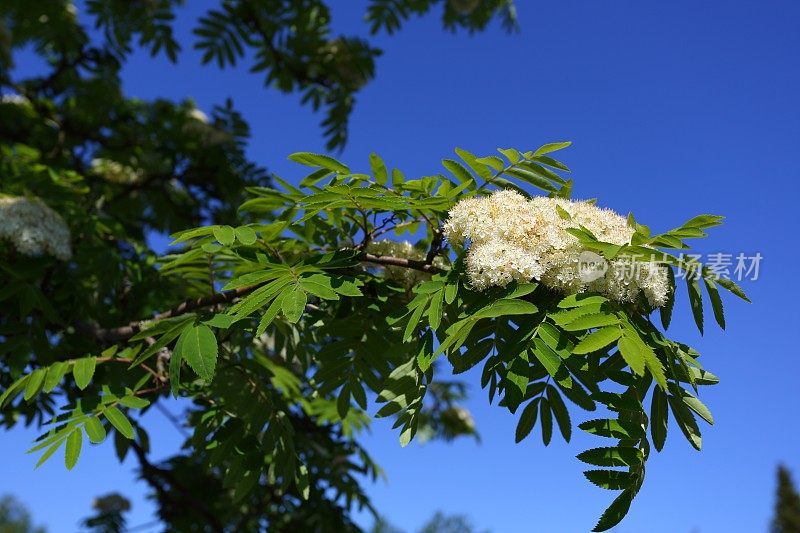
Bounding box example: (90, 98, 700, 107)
(3, 1, 800, 532)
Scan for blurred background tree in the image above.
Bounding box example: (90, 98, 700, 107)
(0, 495, 45, 533)
(772, 465, 800, 533)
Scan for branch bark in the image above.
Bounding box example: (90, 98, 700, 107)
(79, 253, 445, 343)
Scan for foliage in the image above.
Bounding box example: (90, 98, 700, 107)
(371, 512, 486, 533)
(0, 495, 46, 533)
(0, 2, 748, 532)
(773, 465, 800, 533)
(0, 0, 516, 151)
(80, 493, 131, 533)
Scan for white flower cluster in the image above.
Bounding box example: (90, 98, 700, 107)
(90, 158, 144, 185)
(444, 190, 669, 307)
(0, 93, 30, 106)
(366, 239, 445, 288)
(0, 196, 72, 260)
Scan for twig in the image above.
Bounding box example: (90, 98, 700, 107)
(80, 253, 445, 343)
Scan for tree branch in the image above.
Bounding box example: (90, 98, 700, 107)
(360, 252, 444, 274)
(79, 253, 445, 342)
(130, 441, 225, 533)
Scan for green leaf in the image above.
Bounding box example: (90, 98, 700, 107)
(687, 277, 704, 334)
(233, 470, 259, 502)
(455, 147, 492, 179)
(675, 386, 714, 425)
(170, 331, 184, 399)
(715, 276, 751, 302)
(579, 419, 643, 439)
(562, 313, 619, 332)
(84, 417, 107, 444)
(549, 303, 604, 327)
(573, 327, 622, 355)
(533, 141, 572, 156)
(23, 369, 46, 401)
(403, 299, 428, 342)
(234, 226, 257, 245)
(104, 406, 134, 440)
(427, 291, 443, 331)
(43, 362, 69, 393)
(557, 294, 607, 308)
(416, 329, 436, 373)
(73, 357, 96, 390)
(688, 366, 719, 385)
(704, 278, 725, 329)
(391, 168, 406, 186)
(584, 470, 635, 491)
(576, 446, 643, 467)
(299, 274, 339, 300)
(473, 298, 538, 319)
(667, 394, 702, 450)
(505, 167, 556, 192)
(442, 159, 475, 186)
(296, 464, 310, 500)
(213, 225, 235, 246)
(504, 355, 529, 409)
(540, 398, 553, 446)
(178, 324, 218, 381)
(369, 153, 388, 185)
(399, 425, 414, 447)
(659, 266, 675, 330)
(515, 398, 539, 443)
(119, 396, 150, 409)
(35, 439, 65, 469)
(592, 488, 637, 532)
(281, 287, 307, 323)
(0, 375, 29, 408)
(337, 386, 351, 418)
(616, 336, 645, 376)
(530, 340, 572, 388)
(289, 152, 350, 174)
(650, 387, 668, 452)
(639, 338, 667, 391)
(255, 296, 283, 336)
(298, 168, 334, 187)
(498, 147, 521, 163)
(475, 155, 505, 171)
(547, 385, 572, 442)
(65, 428, 82, 470)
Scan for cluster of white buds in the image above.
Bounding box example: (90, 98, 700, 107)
(0, 93, 30, 106)
(366, 239, 446, 289)
(444, 190, 669, 307)
(0, 196, 72, 260)
(90, 158, 144, 185)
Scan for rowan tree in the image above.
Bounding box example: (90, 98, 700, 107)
(0, 1, 748, 531)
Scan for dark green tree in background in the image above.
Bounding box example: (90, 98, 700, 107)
(0, 495, 46, 533)
(772, 465, 800, 533)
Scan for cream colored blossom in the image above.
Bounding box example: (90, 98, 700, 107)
(444, 190, 669, 307)
(0, 93, 30, 106)
(0, 196, 72, 260)
(90, 158, 144, 185)
(187, 107, 209, 123)
(366, 239, 446, 289)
